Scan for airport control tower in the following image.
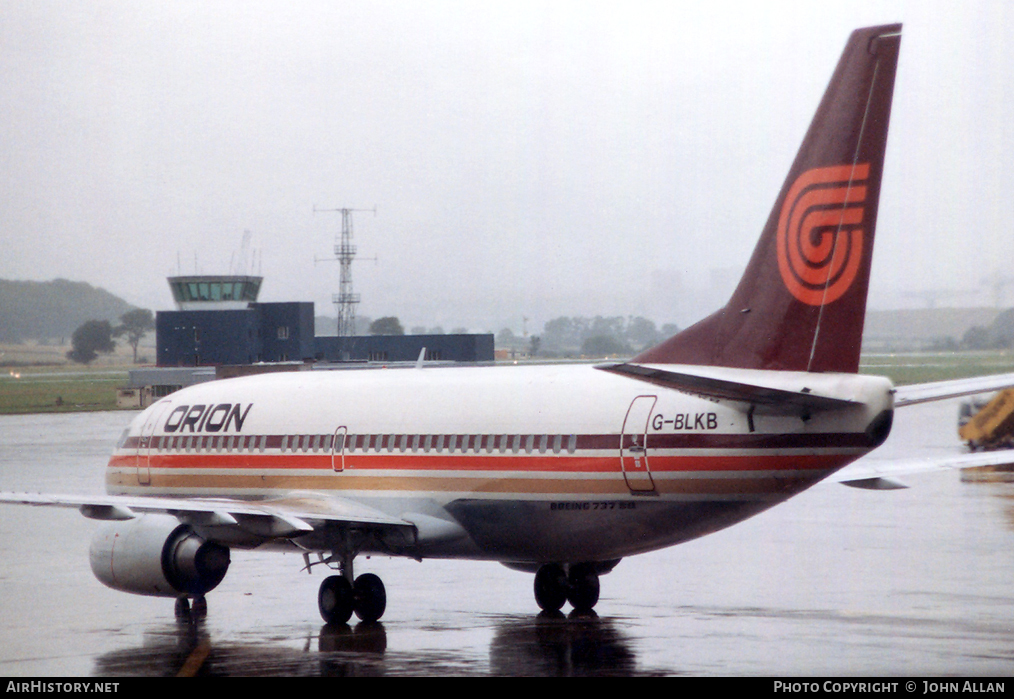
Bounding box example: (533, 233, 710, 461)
(167, 275, 264, 311)
(158, 274, 313, 366)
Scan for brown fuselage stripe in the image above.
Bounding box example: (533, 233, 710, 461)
(106, 471, 822, 496)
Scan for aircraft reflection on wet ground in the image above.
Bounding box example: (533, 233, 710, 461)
(92, 613, 636, 677)
(1, 403, 1013, 676)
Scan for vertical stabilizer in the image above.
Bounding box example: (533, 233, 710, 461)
(635, 25, 901, 373)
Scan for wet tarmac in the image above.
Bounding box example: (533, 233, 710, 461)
(1, 401, 1013, 676)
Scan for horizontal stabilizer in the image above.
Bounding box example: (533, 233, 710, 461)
(839, 476, 909, 490)
(597, 362, 860, 415)
(829, 448, 1014, 487)
(893, 372, 1014, 407)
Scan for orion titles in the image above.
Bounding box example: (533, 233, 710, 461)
(162, 403, 253, 433)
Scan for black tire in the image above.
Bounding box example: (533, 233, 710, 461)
(174, 596, 191, 619)
(534, 564, 568, 612)
(319, 575, 354, 624)
(191, 595, 208, 619)
(567, 563, 600, 612)
(353, 573, 387, 622)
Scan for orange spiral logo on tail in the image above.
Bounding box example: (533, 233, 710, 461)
(777, 163, 870, 306)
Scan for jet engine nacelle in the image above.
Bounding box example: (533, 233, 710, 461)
(89, 514, 230, 597)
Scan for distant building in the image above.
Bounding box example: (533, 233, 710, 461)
(315, 334, 493, 363)
(155, 275, 492, 367)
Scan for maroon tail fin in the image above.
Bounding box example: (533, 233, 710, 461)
(635, 24, 901, 373)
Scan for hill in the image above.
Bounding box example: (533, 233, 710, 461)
(0, 279, 135, 343)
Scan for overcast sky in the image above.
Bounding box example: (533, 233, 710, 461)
(2, 1, 1013, 333)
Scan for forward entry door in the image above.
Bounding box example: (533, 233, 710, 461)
(136, 401, 172, 486)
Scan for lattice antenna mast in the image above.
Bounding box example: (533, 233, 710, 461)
(314, 206, 376, 337)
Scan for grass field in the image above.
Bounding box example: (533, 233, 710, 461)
(0, 342, 136, 414)
(859, 351, 1014, 385)
(0, 369, 129, 413)
(2, 347, 1013, 415)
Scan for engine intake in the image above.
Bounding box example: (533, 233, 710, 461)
(90, 514, 230, 597)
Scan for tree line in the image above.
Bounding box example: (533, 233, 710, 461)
(498, 316, 679, 358)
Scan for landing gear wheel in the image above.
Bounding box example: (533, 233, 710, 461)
(353, 573, 387, 623)
(175, 596, 191, 619)
(191, 595, 208, 619)
(534, 564, 568, 612)
(567, 563, 600, 612)
(318, 575, 354, 624)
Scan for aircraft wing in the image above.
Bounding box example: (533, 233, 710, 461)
(0, 491, 418, 541)
(893, 371, 1014, 407)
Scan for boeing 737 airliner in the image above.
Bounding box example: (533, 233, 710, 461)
(7, 24, 1014, 624)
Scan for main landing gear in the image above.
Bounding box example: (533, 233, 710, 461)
(318, 573, 387, 624)
(316, 548, 387, 624)
(174, 594, 208, 620)
(534, 563, 600, 613)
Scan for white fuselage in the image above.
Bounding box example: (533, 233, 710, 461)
(108, 363, 894, 564)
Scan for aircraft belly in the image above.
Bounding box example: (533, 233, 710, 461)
(442, 497, 779, 562)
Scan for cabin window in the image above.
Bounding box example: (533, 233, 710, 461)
(422, 435, 432, 452)
(567, 435, 577, 453)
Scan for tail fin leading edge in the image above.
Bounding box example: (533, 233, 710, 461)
(636, 24, 901, 373)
